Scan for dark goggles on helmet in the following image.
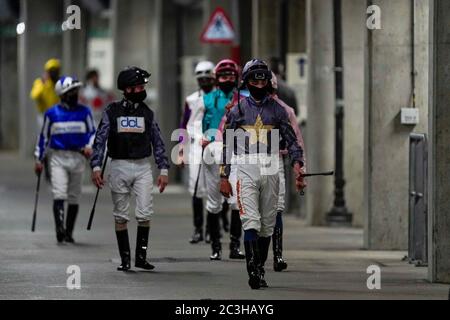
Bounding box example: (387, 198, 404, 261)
(247, 70, 271, 81)
(216, 70, 237, 77)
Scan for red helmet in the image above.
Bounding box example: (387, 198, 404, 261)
(214, 59, 239, 78)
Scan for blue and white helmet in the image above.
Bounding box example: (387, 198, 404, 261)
(55, 76, 83, 96)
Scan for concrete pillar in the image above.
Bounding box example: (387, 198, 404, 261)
(18, 0, 63, 157)
(428, 0, 450, 283)
(112, 0, 178, 181)
(342, 0, 366, 227)
(252, 0, 280, 60)
(112, 0, 154, 81)
(364, 0, 427, 249)
(0, 26, 19, 149)
(413, 0, 429, 131)
(180, 3, 203, 57)
(157, 0, 179, 168)
(305, 0, 335, 226)
(62, 0, 87, 80)
(287, 0, 307, 54)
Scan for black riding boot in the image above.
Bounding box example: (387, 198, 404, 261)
(205, 222, 211, 244)
(273, 212, 288, 272)
(230, 237, 245, 259)
(115, 229, 131, 271)
(208, 212, 222, 260)
(53, 200, 66, 243)
(190, 197, 204, 244)
(64, 204, 78, 243)
(229, 210, 245, 259)
(220, 201, 229, 233)
(135, 226, 155, 270)
(244, 240, 261, 289)
(258, 237, 271, 288)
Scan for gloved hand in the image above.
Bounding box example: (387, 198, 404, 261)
(293, 162, 307, 192)
(220, 178, 233, 198)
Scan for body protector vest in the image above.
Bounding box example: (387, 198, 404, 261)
(106, 101, 154, 160)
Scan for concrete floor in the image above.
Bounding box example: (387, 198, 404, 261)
(0, 152, 448, 300)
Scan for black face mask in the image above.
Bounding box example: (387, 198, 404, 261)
(125, 90, 147, 103)
(49, 70, 60, 83)
(63, 91, 78, 108)
(248, 84, 269, 101)
(198, 78, 214, 94)
(218, 81, 235, 95)
(201, 85, 214, 94)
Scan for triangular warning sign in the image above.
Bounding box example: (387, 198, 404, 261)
(200, 7, 235, 44)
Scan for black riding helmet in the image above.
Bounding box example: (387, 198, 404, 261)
(117, 66, 151, 91)
(241, 59, 272, 87)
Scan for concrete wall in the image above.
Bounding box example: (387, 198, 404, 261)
(364, 0, 428, 249)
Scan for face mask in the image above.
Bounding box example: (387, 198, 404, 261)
(218, 81, 235, 94)
(201, 85, 214, 94)
(49, 70, 60, 83)
(63, 91, 78, 108)
(125, 90, 147, 103)
(248, 84, 269, 101)
(198, 78, 214, 94)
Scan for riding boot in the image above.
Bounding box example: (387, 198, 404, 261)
(135, 226, 155, 270)
(244, 240, 261, 289)
(273, 212, 288, 272)
(64, 204, 78, 243)
(205, 223, 211, 244)
(208, 212, 222, 260)
(190, 197, 204, 244)
(229, 210, 245, 259)
(258, 236, 271, 288)
(115, 229, 131, 271)
(220, 201, 229, 233)
(53, 200, 66, 243)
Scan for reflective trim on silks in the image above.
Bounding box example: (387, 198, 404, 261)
(108, 158, 154, 223)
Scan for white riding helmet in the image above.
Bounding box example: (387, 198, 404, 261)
(194, 61, 215, 79)
(55, 76, 83, 96)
